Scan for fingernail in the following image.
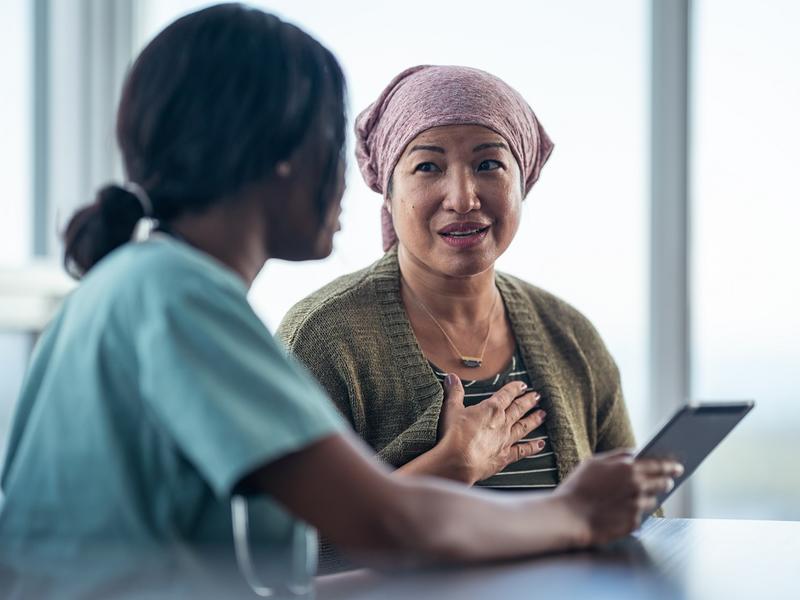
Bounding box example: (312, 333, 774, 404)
(538, 410, 547, 418)
(444, 374, 454, 386)
(537, 440, 545, 449)
(519, 382, 528, 391)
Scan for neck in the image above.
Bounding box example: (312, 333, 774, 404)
(168, 199, 269, 288)
(397, 244, 497, 324)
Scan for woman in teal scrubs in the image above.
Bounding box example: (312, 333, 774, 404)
(0, 4, 681, 598)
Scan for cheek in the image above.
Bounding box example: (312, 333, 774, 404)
(325, 197, 341, 226)
(499, 202, 522, 241)
(502, 196, 522, 229)
(391, 193, 437, 236)
(484, 188, 522, 249)
(486, 178, 521, 218)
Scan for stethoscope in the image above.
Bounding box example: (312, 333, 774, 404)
(231, 496, 315, 599)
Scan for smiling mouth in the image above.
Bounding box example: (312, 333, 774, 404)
(439, 225, 491, 238)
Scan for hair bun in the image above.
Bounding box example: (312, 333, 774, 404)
(63, 185, 147, 278)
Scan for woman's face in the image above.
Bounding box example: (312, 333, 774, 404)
(388, 124, 523, 278)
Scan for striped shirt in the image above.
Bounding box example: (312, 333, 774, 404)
(431, 350, 559, 491)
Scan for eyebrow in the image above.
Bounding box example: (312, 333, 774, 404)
(473, 142, 509, 152)
(408, 144, 445, 154)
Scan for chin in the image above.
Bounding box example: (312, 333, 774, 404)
(313, 230, 337, 258)
(437, 253, 496, 278)
(278, 248, 330, 262)
(269, 228, 336, 262)
(313, 240, 334, 260)
(439, 237, 512, 278)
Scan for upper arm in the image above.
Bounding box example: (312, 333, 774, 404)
(246, 431, 412, 559)
(594, 382, 636, 452)
(565, 306, 636, 452)
(136, 282, 344, 498)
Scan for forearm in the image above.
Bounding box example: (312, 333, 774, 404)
(256, 433, 586, 570)
(389, 476, 585, 566)
(394, 442, 474, 484)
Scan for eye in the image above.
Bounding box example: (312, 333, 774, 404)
(477, 159, 503, 171)
(413, 162, 441, 173)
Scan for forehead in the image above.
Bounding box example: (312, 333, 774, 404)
(403, 124, 508, 153)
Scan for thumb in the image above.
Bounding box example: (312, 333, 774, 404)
(442, 373, 465, 412)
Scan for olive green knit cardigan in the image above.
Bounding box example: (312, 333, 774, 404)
(277, 248, 635, 480)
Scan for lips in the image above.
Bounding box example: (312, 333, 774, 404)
(437, 221, 491, 249)
(438, 222, 491, 237)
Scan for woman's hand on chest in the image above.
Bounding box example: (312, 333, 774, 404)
(436, 376, 548, 484)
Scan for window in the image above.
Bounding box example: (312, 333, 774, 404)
(691, 0, 800, 519)
(0, 1, 33, 466)
(0, 1, 32, 265)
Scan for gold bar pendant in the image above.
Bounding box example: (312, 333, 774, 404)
(461, 357, 482, 368)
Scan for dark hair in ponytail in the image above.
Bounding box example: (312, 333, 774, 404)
(63, 186, 147, 277)
(63, 3, 347, 277)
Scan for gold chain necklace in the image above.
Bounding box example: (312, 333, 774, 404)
(402, 277, 499, 368)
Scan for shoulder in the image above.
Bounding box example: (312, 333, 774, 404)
(277, 255, 390, 350)
(135, 236, 243, 294)
(78, 237, 254, 338)
(140, 237, 245, 297)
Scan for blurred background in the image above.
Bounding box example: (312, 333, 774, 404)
(1, 0, 797, 519)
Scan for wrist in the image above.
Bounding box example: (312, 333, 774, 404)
(550, 489, 592, 549)
(433, 435, 477, 485)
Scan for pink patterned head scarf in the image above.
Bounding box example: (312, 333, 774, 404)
(355, 65, 554, 251)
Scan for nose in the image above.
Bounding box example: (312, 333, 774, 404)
(441, 168, 480, 214)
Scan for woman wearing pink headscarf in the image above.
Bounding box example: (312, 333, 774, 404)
(278, 65, 635, 497)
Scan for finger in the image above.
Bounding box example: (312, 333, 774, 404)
(589, 449, 635, 472)
(504, 390, 540, 421)
(637, 476, 675, 496)
(634, 458, 684, 478)
(508, 439, 546, 462)
(594, 447, 636, 461)
(492, 381, 529, 411)
(442, 374, 465, 411)
(636, 495, 659, 513)
(510, 410, 547, 441)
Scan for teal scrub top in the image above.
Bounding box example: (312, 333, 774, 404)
(0, 235, 344, 598)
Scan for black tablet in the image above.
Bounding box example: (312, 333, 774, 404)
(636, 401, 754, 518)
